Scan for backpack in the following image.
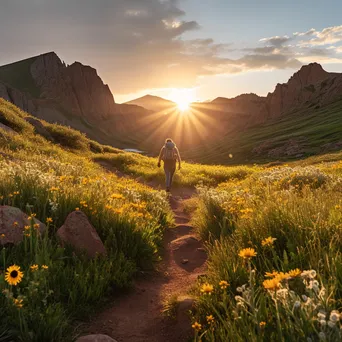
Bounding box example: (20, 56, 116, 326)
(164, 146, 176, 160)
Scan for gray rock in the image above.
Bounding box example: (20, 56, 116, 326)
(24, 117, 54, 141)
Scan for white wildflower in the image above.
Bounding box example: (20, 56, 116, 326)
(293, 301, 301, 309)
(318, 332, 326, 341)
(329, 310, 340, 322)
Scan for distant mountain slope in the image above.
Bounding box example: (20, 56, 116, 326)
(125, 94, 175, 112)
(0, 53, 342, 162)
(183, 99, 342, 164)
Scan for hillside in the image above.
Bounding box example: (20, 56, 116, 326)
(1, 98, 342, 341)
(184, 98, 342, 164)
(1, 53, 342, 162)
(124, 94, 175, 112)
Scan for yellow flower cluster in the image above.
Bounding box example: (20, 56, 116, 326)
(263, 268, 301, 290)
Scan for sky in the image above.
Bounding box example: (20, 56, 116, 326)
(1, 0, 342, 103)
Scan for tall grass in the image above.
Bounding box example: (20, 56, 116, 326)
(190, 165, 342, 341)
(94, 153, 258, 188)
(0, 99, 173, 341)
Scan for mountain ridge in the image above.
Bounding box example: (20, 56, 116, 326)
(1, 53, 342, 161)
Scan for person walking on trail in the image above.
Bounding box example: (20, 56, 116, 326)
(157, 138, 181, 192)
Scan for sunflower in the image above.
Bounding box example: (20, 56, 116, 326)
(238, 248, 257, 259)
(5, 265, 24, 286)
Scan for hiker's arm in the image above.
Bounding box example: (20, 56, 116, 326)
(157, 147, 164, 167)
(175, 147, 181, 169)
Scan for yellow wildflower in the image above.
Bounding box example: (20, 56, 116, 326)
(265, 271, 279, 278)
(219, 280, 229, 289)
(263, 278, 280, 291)
(13, 298, 23, 309)
(5, 265, 24, 286)
(192, 322, 202, 331)
(206, 315, 215, 324)
(24, 225, 30, 231)
(200, 283, 214, 295)
(42, 265, 49, 270)
(286, 268, 301, 278)
(13, 221, 19, 227)
(30, 264, 39, 272)
(33, 223, 40, 229)
(238, 248, 257, 259)
(46, 217, 53, 223)
(261, 236, 277, 247)
(259, 321, 266, 328)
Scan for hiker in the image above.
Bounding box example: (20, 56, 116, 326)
(157, 138, 181, 192)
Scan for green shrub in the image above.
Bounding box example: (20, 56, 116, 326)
(45, 123, 89, 151)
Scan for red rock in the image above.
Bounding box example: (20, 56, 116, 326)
(57, 211, 106, 258)
(0, 206, 46, 245)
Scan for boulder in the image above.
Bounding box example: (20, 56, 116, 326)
(0, 122, 16, 134)
(0, 206, 46, 245)
(76, 335, 117, 342)
(24, 117, 54, 141)
(57, 211, 106, 258)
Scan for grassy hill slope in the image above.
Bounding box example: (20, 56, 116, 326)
(183, 99, 342, 164)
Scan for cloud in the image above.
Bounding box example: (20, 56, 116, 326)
(0, 1, 342, 96)
(296, 25, 342, 46)
(259, 35, 292, 46)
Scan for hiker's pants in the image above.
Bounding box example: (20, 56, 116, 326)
(164, 160, 176, 188)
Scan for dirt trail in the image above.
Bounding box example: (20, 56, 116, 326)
(84, 185, 206, 342)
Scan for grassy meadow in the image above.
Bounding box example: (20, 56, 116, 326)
(189, 162, 342, 341)
(1, 97, 342, 341)
(0, 99, 173, 341)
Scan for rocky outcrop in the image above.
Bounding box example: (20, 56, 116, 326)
(24, 117, 53, 141)
(57, 211, 106, 258)
(0, 82, 36, 114)
(0, 206, 46, 245)
(0, 122, 16, 134)
(76, 335, 117, 342)
(266, 63, 331, 118)
(211, 63, 342, 125)
(0, 52, 116, 123)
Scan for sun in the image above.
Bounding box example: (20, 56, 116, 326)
(177, 99, 190, 111)
(168, 88, 196, 113)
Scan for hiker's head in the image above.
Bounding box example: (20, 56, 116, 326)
(165, 138, 175, 148)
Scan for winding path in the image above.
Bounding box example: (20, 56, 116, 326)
(84, 188, 207, 342)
